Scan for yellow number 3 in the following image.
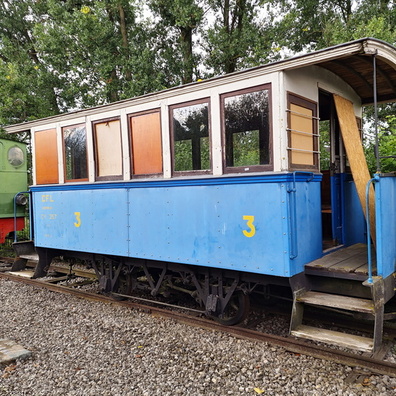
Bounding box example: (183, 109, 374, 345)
(242, 215, 255, 237)
(74, 212, 81, 228)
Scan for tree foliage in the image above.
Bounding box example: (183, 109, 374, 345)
(0, 0, 396, 146)
(149, 0, 204, 84)
(365, 113, 396, 174)
(204, 0, 275, 76)
(271, 0, 396, 51)
(35, 0, 166, 108)
(0, 0, 60, 125)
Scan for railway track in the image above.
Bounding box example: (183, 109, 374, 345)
(0, 263, 395, 378)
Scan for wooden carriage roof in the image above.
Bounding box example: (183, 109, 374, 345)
(314, 40, 396, 105)
(5, 37, 396, 133)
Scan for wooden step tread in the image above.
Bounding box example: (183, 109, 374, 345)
(8, 270, 35, 278)
(19, 254, 39, 261)
(297, 291, 374, 313)
(291, 325, 373, 352)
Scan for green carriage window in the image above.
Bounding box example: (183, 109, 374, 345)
(63, 124, 88, 182)
(222, 86, 271, 170)
(171, 100, 210, 173)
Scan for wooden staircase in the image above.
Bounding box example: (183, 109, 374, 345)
(289, 277, 385, 353)
(289, 95, 389, 352)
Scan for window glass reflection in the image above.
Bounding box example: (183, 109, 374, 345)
(63, 124, 88, 181)
(172, 102, 210, 171)
(224, 89, 270, 167)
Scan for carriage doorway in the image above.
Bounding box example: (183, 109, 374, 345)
(319, 90, 346, 250)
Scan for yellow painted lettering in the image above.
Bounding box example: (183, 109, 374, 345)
(41, 194, 54, 202)
(74, 212, 81, 228)
(242, 215, 256, 237)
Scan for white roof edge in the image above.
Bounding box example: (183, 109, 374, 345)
(364, 39, 396, 65)
(4, 38, 395, 134)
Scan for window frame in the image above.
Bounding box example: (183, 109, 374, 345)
(221, 84, 273, 174)
(128, 109, 163, 179)
(92, 117, 123, 182)
(62, 123, 89, 183)
(169, 98, 212, 176)
(287, 92, 319, 171)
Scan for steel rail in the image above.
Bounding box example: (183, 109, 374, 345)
(0, 271, 396, 377)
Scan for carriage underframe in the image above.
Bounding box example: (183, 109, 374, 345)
(24, 246, 292, 326)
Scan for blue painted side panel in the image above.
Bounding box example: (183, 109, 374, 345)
(31, 174, 323, 277)
(330, 174, 343, 243)
(129, 183, 288, 275)
(288, 180, 323, 275)
(34, 189, 129, 256)
(376, 176, 396, 278)
(343, 176, 366, 246)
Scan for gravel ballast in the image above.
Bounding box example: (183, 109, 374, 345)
(0, 278, 395, 395)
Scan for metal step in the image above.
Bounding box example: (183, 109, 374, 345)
(297, 291, 374, 314)
(19, 254, 39, 261)
(291, 325, 373, 352)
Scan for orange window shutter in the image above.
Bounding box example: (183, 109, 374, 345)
(35, 129, 59, 184)
(131, 111, 163, 175)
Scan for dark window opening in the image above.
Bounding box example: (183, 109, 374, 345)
(223, 87, 271, 170)
(171, 100, 210, 173)
(63, 124, 88, 181)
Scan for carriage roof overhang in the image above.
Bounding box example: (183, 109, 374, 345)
(5, 37, 396, 134)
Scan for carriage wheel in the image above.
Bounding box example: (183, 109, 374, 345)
(110, 267, 134, 299)
(213, 291, 250, 326)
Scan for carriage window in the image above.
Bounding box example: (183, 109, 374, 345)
(63, 124, 88, 182)
(94, 119, 122, 180)
(130, 110, 162, 175)
(288, 94, 318, 169)
(35, 128, 59, 184)
(171, 99, 210, 173)
(223, 86, 271, 171)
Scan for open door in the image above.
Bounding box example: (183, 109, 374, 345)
(333, 94, 376, 244)
(319, 91, 372, 250)
(319, 91, 345, 249)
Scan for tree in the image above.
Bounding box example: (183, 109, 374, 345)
(271, 0, 396, 52)
(0, 0, 177, 126)
(35, 0, 166, 108)
(204, 0, 276, 76)
(0, 0, 61, 125)
(270, 0, 396, 175)
(365, 112, 396, 174)
(149, 0, 204, 84)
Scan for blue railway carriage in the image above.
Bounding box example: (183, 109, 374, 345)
(6, 38, 396, 352)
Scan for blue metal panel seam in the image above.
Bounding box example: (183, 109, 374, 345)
(127, 188, 130, 256)
(280, 183, 290, 276)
